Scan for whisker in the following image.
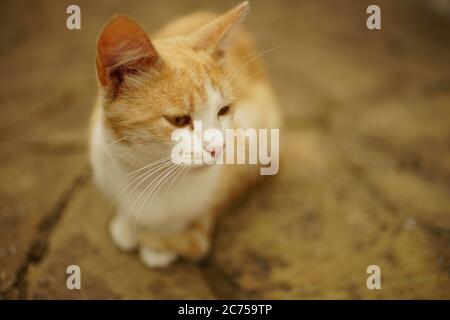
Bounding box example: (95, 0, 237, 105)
(224, 46, 276, 84)
(104, 160, 171, 231)
(141, 164, 179, 210)
(223, 46, 279, 89)
(123, 161, 172, 204)
(228, 69, 268, 92)
(104, 154, 160, 234)
(126, 162, 174, 222)
(126, 156, 172, 176)
(163, 165, 185, 200)
(109, 159, 172, 212)
(105, 137, 126, 149)
(179, 166, 191, 188)
(132, 164, 178, 227)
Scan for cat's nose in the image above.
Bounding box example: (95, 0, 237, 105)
(204, 145, 223, 158)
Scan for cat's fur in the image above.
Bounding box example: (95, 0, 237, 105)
(90, 1, 281, 268)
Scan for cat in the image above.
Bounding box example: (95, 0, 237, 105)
(90, 1, 281, 268)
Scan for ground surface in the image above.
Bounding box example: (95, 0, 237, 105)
(1, 0, 449, 299)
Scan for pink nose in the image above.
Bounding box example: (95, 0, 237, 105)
(204, 145, 223, 158)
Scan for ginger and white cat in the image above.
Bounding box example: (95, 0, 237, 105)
(90, 1, 281, 268)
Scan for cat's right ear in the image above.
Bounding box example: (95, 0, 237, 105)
(96, 15, 161, 95)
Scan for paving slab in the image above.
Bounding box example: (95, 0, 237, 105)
(26, 180, 215, 299)
(210, 131, 450, 299)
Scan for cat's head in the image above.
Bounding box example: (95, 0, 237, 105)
(96, 2, 250, 170)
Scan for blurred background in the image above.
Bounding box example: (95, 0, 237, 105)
(0, 0, 449, 299)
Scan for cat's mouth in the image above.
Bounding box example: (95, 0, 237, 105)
(173, 152, 219, 168)
(181, 162, 214, 170)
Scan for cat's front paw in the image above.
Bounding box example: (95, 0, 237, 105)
(110, 214, 138, 251)
(139, 246, 178, 269)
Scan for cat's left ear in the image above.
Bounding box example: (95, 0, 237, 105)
(188, 1, 250, 57)
(96, 15, 162, 95)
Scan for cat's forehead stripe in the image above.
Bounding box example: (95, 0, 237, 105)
(191, 84, 223, 113)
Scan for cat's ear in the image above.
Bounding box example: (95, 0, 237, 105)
(188, 1, 250, 57)
(96, 15, 161, 93)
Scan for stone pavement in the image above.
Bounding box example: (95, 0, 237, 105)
(1, 0, 449, 299)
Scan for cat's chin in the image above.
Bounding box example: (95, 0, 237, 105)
(182, 162, 214, 170)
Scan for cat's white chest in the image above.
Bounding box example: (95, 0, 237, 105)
(118, 166, 221, 230)
(90, 117, 221, 231)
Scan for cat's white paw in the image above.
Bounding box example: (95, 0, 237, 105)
(109, 215, 137, 251)
(139, 246, 177, 269)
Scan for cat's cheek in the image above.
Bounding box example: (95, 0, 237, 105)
(143, 124, 174, 143)
(219, 116, 232, 129)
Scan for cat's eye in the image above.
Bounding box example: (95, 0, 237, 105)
(166, 115, 191, 127)
(218, 105, 231, 116)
